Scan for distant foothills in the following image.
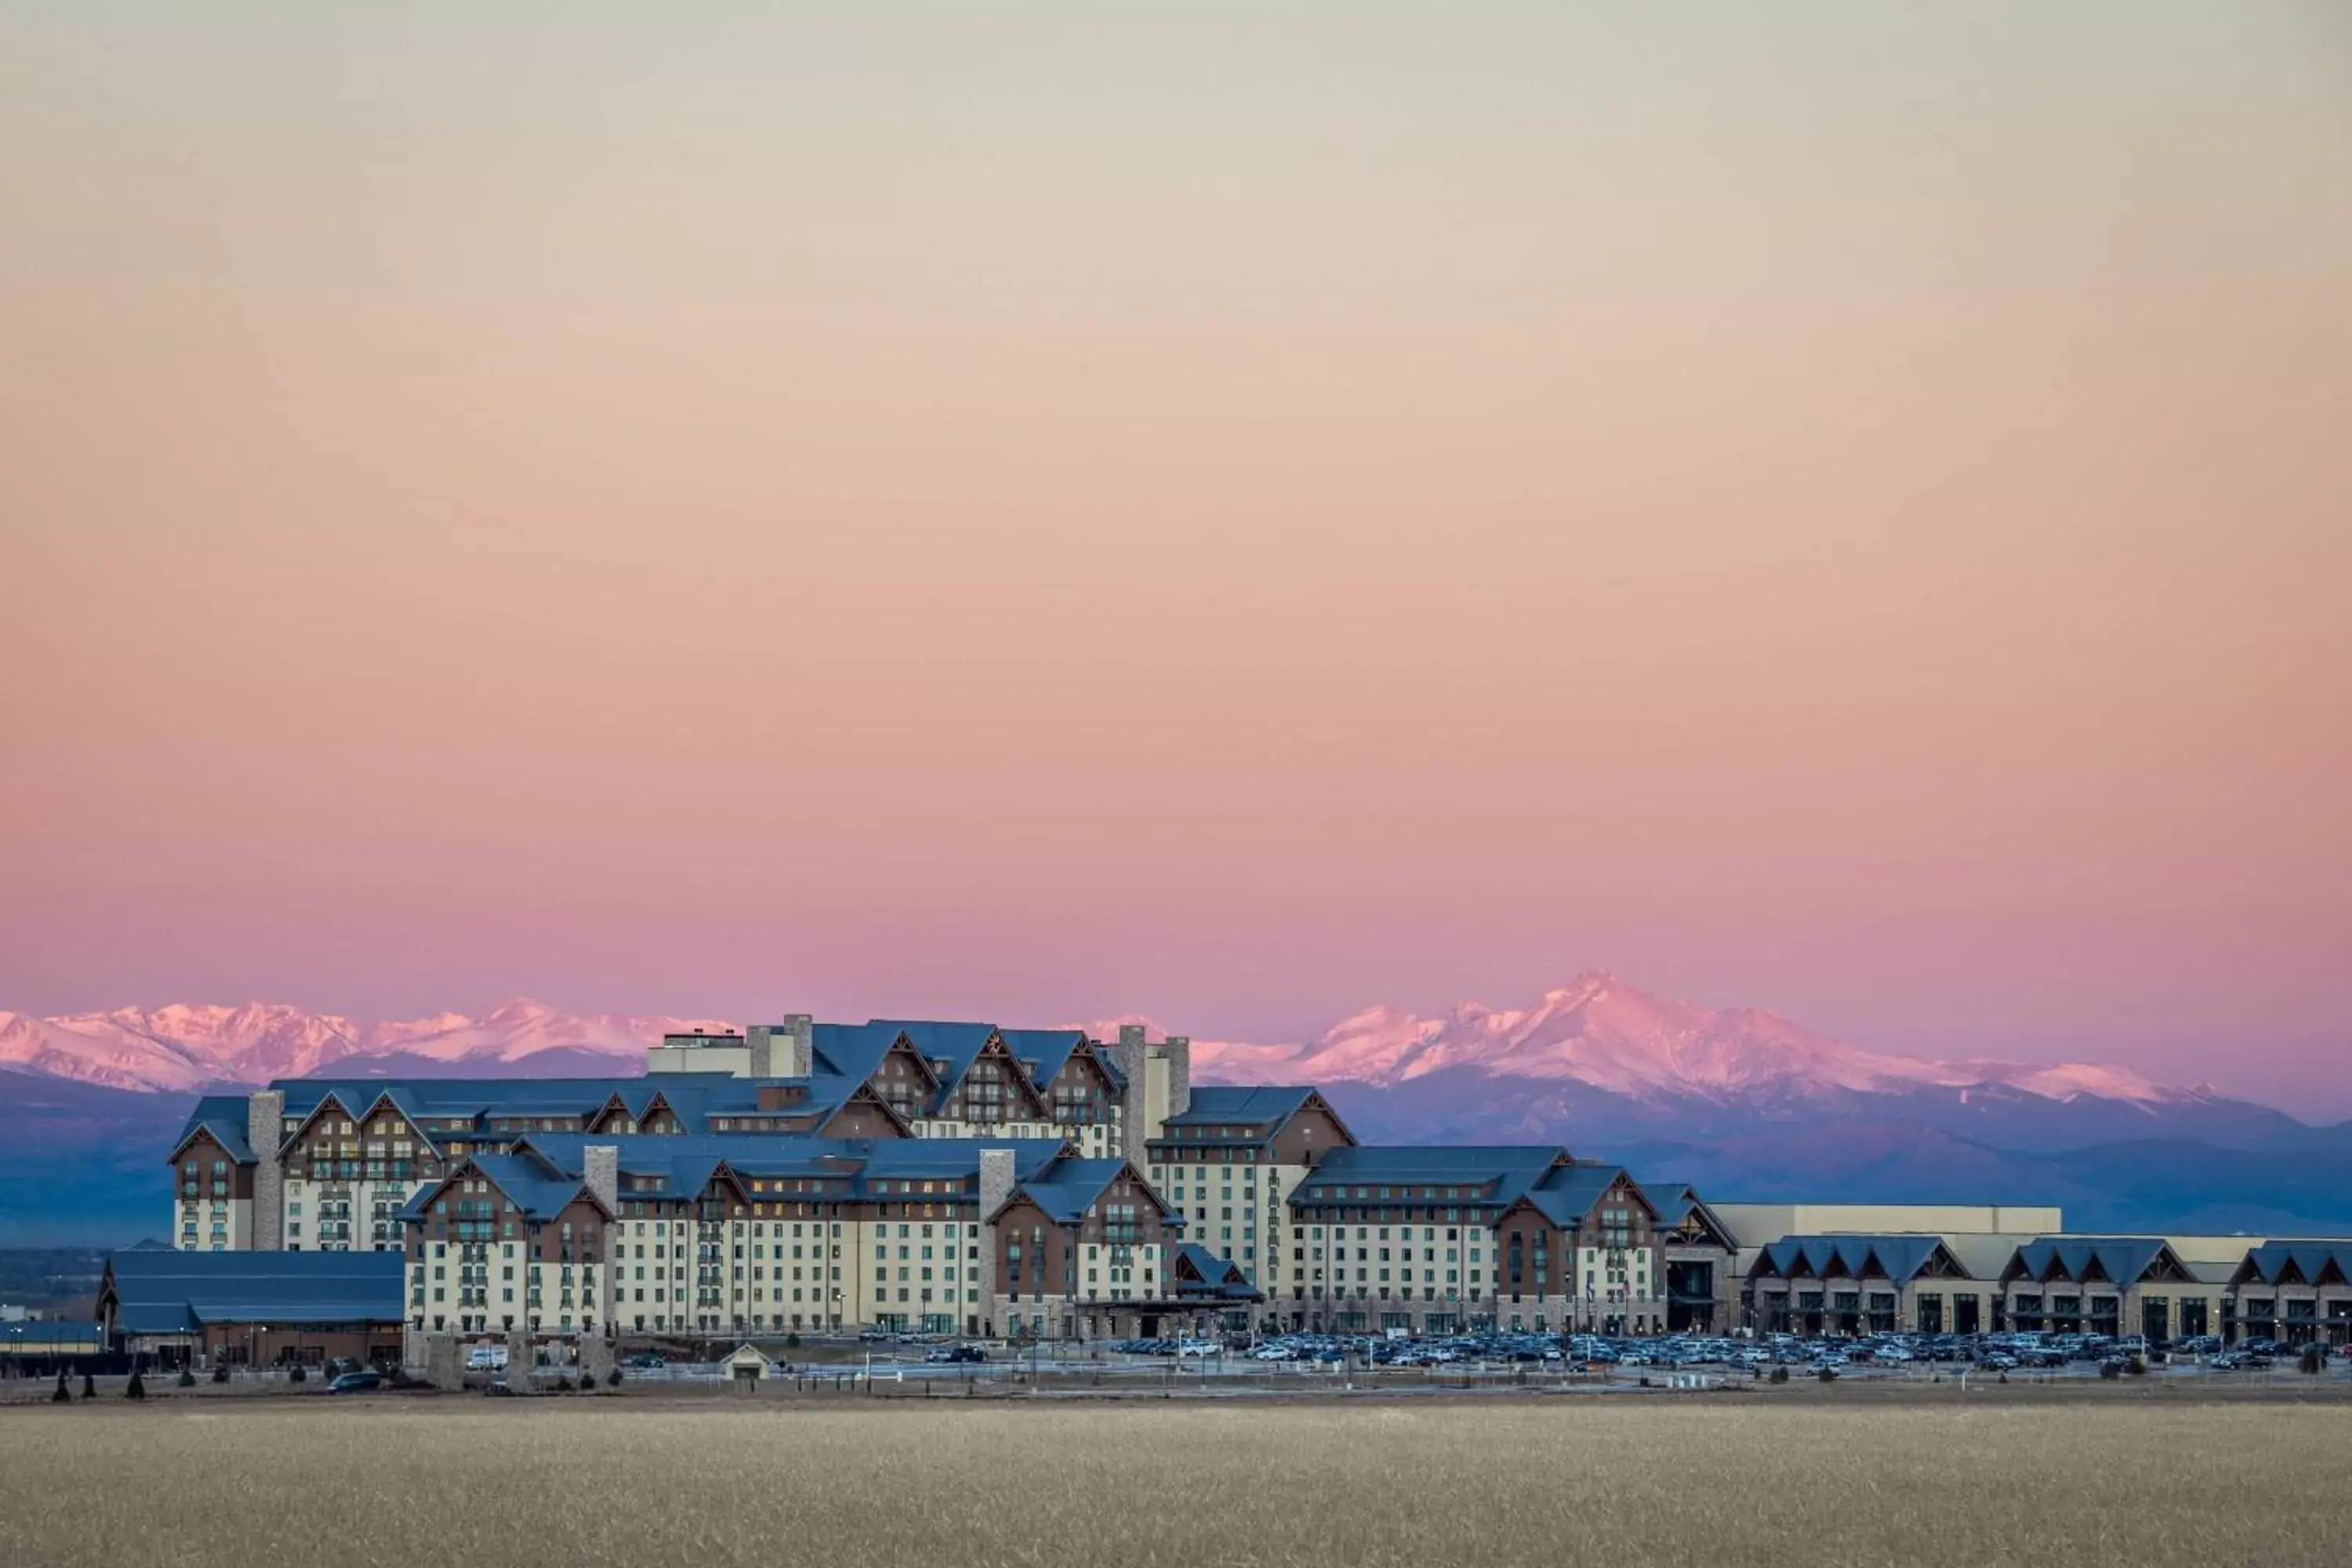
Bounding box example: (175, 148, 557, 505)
(5, 974, 2351, 1246)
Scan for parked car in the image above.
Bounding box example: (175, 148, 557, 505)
(327, 1370, 383, 1394)
(622, 1352, 666, 1370)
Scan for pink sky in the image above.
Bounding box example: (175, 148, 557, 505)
(3, 5, 2348, 1111)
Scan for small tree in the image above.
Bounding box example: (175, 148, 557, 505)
(2099, 1360, 2122, 1381)
(605, 1366, 623, 1389)
(212, 1362, 230, 1383)
(125, 1369, 147, 1399)
(785, 1332, 801, 1349)
(177, 1367, 197, 1388)
(2299, 1345, 2326, 1377)
(82, 1370, 96, 1399)
(287, 1363, 307, 1384)
(1767, 1365, 1789, 1385)
(53, 1370, 71, 1403)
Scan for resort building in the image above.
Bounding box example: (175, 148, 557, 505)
(168, 1018, 1196, 1257)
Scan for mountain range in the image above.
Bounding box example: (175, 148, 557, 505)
(3, 974, 2347, 1243)
(0, 999, 730, 1093)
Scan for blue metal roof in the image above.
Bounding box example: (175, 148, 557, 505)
(1757, 1235, 1962, 1285)
(1171, 1243, 1258, 1299)
(1004, 1158, 1147, 1223)
(105, 1249, 404, 1335)
(506, 1132, 1066, 1202)
(1160, 1086, 1316, 1129)
(2008, 1236, 2177, 1287)
(2235, 1240, 2352, 1287)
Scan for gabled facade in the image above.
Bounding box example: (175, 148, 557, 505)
(1642, 1178, 1740, 1332)
(167, 1013, 1199, 1258)
(1269, 1146, 1672, 1336)
(2227, 1241, 2352, 1345)
(1147, 1085, 1356, 1312)
(1997, 1236, 2209, 1343)
(398, 1153, 613, 1342)
(1746, 1235, 1977, 1335)
(988, 1157, 1183, 1341)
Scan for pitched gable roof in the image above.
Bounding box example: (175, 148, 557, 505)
(2236, 1240, 2352, 1287)
(1755, 1234, 1970, 1284)
(102, 1249, 404, 1335)
(1000, 1157, 1165, 1225)
(396, 1152, 605, 1224)
(2005, 1236, 2187, 1287)
(168, 1098, 256, 1165)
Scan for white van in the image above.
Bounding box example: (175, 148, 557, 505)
(464, 1344, 510, 1372)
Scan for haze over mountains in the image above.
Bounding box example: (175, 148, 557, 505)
(5, 974, 2348, 1243)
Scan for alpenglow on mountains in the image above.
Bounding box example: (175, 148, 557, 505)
(0, 971, 2214, 1112)
(4, 974, 2348, 1244)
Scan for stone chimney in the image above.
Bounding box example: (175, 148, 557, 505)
(248, 1089, 285, 1250)
(978, 1148, 1018, 1338)
(745, 1025, 775, 1079)
(1163, 1036, 1192, 1122)
(780, 1013, 815, 1078)
(583, 1144, 620, 1337)
(582, 1145, 619, 1214)
(1109, 1026, 1148, 1165)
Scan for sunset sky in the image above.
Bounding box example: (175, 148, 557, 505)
(3, 4, 2347, 1109)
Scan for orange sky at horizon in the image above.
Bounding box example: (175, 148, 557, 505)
(2, 4, 2347, 1106)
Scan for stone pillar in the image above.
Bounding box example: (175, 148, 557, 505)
(506, 1325, 532, 1390)
(978, 1148, 1016, 1338)
(583, 1145, 619, 1213)
(424, 1333, 463, 1392)
(581, 1333, 615, 1389)
(583, 1145, 619, 1334)
(1109, 1027, 1147, 1167)
(1163, 1036, 1192, 1123)
(248, 1090, 285, 1251)
(781, 1014, 815, 1078)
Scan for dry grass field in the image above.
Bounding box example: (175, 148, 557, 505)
(4, 1396, 2347, 1568)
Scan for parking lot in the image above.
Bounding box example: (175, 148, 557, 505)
(601, 1326, 2352, 1398)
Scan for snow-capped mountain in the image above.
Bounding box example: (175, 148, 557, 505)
(1171, 971, 2195, 1110)
(0, 971, 2254, 1130)
(0, 999, 726, 1092)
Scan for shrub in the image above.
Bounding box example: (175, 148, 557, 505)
(2125, 1356, 2148, 1377)
(126, 1370, 147, 1399)
(606, 1367, 623, 1389)
(785, 1332, 801, 1349)
(287, 1363, 307, 1384)
(178, 1367, 197, 1388)
(2099, 1360, 2122, 1381)
(82, 1371, 96, 1399)
(1767, 1366, 1788, 1385)
(1816, 1366, 1837, 1383)
(52, 1370, 71, 1403)
(212, 1363, 230, 1383)
(2299, 1346, 2326, 1376)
